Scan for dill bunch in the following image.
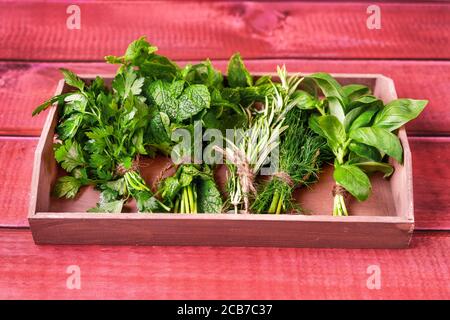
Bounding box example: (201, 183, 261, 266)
(252, 107, 330, 214)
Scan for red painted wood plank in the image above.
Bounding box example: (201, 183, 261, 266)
(1, 60, 449, 136)
(0, 137, 37, 228)
(0, 1, 449, 61)
(0, 137, 448, 230)
(411, 137, 450, 230)
(0, 229, 448, 299)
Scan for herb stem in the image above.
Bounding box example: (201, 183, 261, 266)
(268, 191, 280, 214)
(188, 185, 196, 214)
(275, 192, 284, 215)
(183, 187, 190, 213)
(180, 194, 185, 214)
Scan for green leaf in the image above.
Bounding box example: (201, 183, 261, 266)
(112, 67, 145, 100)
(60, 68, 85, 91)
(53, 176, 82, 199)
(105, 36, 158, 66)
(342, 84, 370, 101)
(182, 59, 223, 89)
(148, 81, 210, 122)
(32, 94, 69, 116)
(197, 179, 222, 213)
(317, 115, 347, 151)
(348, 141, 382, 162)
(147, 110, 171, 144)
(348, 106, 379, 132)
(350, 127, 403, 163)
(159, 176, 181, 203)
(308, 114, 325, 137)
(202, 105, 246, 132)
(347, 95, 382, 111)
(294, 90, 317, 110)
(88, 200, 124, 213)
(177, 84, 210, 122)
(135, 191, 169, 213)
(139, 55, 180, 81)
(54, 140, 85, 172)
(343, 106, 365, 132)
(327, 96, 345, 123)
(123, 36, 158, 62)
(147, 80, 178, 120)
(306, 72, 345, 101)
(353, 161, 394, 178)
(333, 164, 371, 201)
(373, 99, 428, 132)
(227, 53, 253, 88)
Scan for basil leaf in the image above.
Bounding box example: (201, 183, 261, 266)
(348, 106, 379, 132)
(295, 90, 317, 110)
(353, 162, 394, 178)
(317, 115, 347, 151)
(373, 99, 428, 132)
(342, 84, 370, 101)
(327, 96, 345, 123)
(307, 73, 345, 101)
(343, 106, 364, 132)
(347, 95, 382, 111)
(308, 114, 325, 137)
(227, 53, 253, 88)
(333, 164, 371, 201)
(350, 127, 403, 163)
(348, 141, 382, 162)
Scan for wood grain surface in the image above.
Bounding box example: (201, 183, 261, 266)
(0, 137, 448, 230)
(1, 60, 449, 136)
(0, 1, 449, 61)
(0, 0, 449, 300)
(0, 229, 448, 299)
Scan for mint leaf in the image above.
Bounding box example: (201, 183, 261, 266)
(177, 84, 210, 121)
(197, 178, 222, 213)
(148, 81, 210, 122)
(227, 53, 253, 88)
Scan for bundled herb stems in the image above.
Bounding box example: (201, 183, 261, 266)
(32, 36, 427, 216)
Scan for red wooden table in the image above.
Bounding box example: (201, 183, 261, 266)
(0, 1, 449, 299)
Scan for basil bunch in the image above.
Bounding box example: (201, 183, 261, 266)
(301, 73, 427, 216)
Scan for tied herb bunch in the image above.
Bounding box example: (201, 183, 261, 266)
(218, 66, 305, 214)
(32, 37, 273, 213)
(252, 106, 330, 214)
(33, 67, 169, 213)
(303, 73, 427, 216)
(32, 36, 428, 216)
(157, 164, 222, 214)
